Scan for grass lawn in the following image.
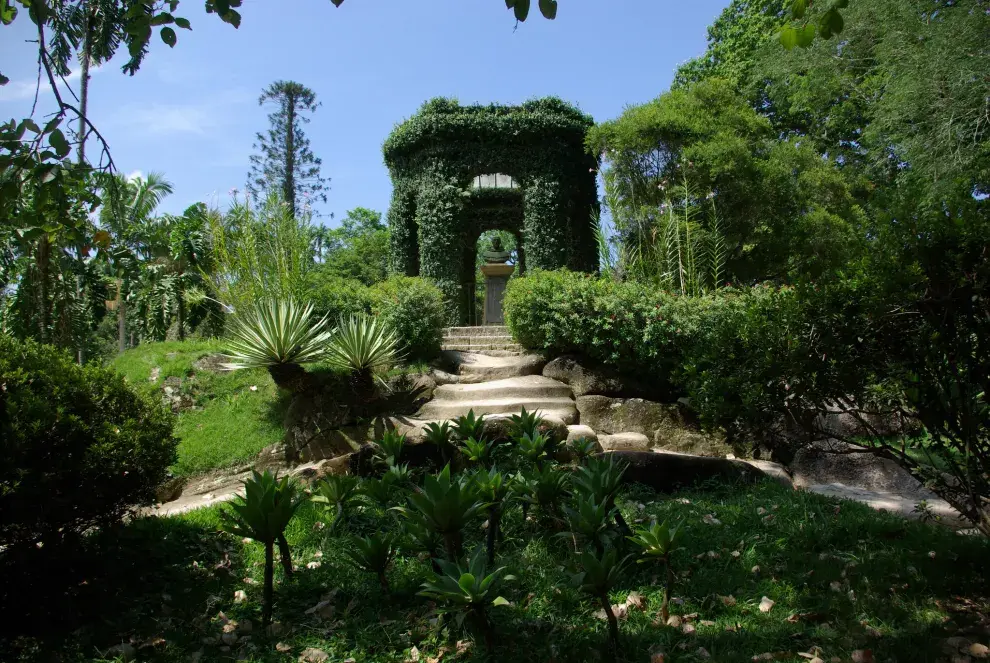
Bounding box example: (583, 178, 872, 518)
(113, 341, 288, 477)
(5, 479, 987, 663)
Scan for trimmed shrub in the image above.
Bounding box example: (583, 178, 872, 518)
(371, 276, 446, 362)
(504, 269, 717, 390)
(0, 336, 177, 552)
(305, 269, 374, 322)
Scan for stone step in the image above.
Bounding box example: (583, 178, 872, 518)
(443, 351, 545, 381)
(443, 334, 515, 343)
(442, 343, 524, 353)
(444, 326, 510, 338)
(432, 375, 572, 402)
(418, 397, 578, 423)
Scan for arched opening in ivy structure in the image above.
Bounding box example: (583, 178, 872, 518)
(383, 97, 600, 324)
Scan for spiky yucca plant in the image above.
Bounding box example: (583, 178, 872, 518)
(562, 492, 615, 555)
(573, 455, 630, 533)
(223, 300, 331, 393)
(344, 533, 398, 593)
(326, 314, 400, 402)
(509, 406, 542, 440)
(423, 420, 455, 466)
(461, 436, 494, 467)
(569, 437, 599, 464)
(375, 429, 406, 467)
(419, 547, 515, 654)
(219, 470, 305, 625)
(517, 431, 550, 469)
(628, 519, 683, 621)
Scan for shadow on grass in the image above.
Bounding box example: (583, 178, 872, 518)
(2, 479, 987, 663)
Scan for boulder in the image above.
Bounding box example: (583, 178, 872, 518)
(790, 439, 926, 493)
(577, 396, 678, 437)
(599, 432, 651, 452)
(192, 353, 229, 373)
(155, 475, 187, 503)
(578, 395, 732, 457)
(742, 459, 793, 488)
(566, 424, 599, 446)
(543, 355, 630, 397)
(607, 451, 766, 492)
(295, 423, 379, 463)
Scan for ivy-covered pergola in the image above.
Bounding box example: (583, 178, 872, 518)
(383, 97, 599, 324)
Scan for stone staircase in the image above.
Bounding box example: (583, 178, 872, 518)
(417, 374, 577, 423)
(442, 325, 524, 355)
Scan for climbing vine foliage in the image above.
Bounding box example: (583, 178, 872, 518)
(383, 97, 599, 324)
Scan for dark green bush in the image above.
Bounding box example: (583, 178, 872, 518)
(0, 336, 177, 551)
(503, 269, 717, 391)
(305, 268, 374, 322)
(371, 276, 446, 362)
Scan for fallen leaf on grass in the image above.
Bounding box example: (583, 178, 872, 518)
(697, 647, 711, 658)
(682, 623, 696, 635)
(306, 561, 321, 570)
(759, 596, 775, 613)
(651, 653, 667, 663)
(666, 615, 682, 628)
(407, 646, 421, 663)
(731, 550, 742, 558)
(720, 595, 737, 607)
(298, 648, 329, 663)
(233, 590, 247, 603)
(625, 592, 646, 611)
(456, 640, 472, 656)
(702, 514, 722, 525)
(276, 643, 292, 653)
(829, 581, 843, 592)
(970, 643, 989, 659)
(850, 650, 874, 663)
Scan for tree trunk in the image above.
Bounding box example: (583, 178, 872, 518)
(74, 5, 94, 363)
(117, 278, 127, 353)
(378, 571, 390, 594)
(443, 531, 462, 561)
(600, 594, 620, 652)
(284, 92, 296, 219)
(661, 555, 673, 622)
(276, 534, 293, 578)
(262, 540, 274, 626)
(176, 275, 186, 341)
(486, 506, 500, 564)
(37, 237, 51, 344)
(473, 609, 496, 654)
(267, 362, 315, 394)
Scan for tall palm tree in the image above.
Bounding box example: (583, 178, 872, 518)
(97, 172, 173, 352)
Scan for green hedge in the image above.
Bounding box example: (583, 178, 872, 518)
(305, 270, 375, 322)
(0, 336, 177, 552)
(371, 276, 446, 362)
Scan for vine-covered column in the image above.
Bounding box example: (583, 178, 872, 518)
(523, 176, 570, 271)
(386, 181, 419, 276)
(416, 175, 467, 324)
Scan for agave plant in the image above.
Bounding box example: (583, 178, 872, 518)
(344, 533, 398, 593)
(452, 409, 486, 442)
(375, 429, 407, 467)
(359, 473, 399, 510)
(219, 470, 305, 625)
(530, 465, 570, 519)
(472, 468, 512, 563)
(573, 455, 630, 533)
(326, 314, 400, 401)
(517, 431, 550, 469)
(419, 547, 515, 654)
(460, 436, 494, 467)
(628, 519, 684, 621)
(394, 464, 486, 560)
(402, 516, 445, 571)
(223, 300, 331, 393)
(509, 471, 538, 523)
(570, 548, 633, 652)
(562, 492, 615, 555)
(509, 406, 542, 440)
(570, 437, 599, 464)
(311, 475, 361, 531)
(386, 462, 414, 485)
(423, 420, 455, 466)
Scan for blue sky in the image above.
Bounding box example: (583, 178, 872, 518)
(1, 0, 727, 224)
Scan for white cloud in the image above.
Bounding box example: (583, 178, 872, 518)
(126, 169, 144, 182)
(0, 66, 102, 103)
(113, 102, 215, 135)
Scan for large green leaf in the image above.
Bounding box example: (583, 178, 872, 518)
(160, 27, 177, 47)
(538, 0, 557, 20)
(513, 0, 530, 21)
(48, 129, 70, 159)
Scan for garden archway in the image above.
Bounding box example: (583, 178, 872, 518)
(383, 97, 600, 324)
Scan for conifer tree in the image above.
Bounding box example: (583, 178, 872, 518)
(247, 81, 329, 219)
